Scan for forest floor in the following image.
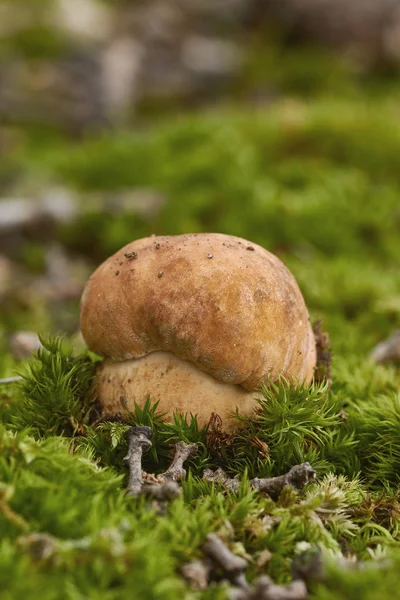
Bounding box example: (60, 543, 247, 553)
(1, 46, 400, 600)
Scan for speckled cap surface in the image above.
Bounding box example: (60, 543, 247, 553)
(80, 233, 316, 389)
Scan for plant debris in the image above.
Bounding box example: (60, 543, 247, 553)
(228, 576, 307, 600)
(203, 463, 316, 499)
(160, 441, 198, 481)
(180, 560, 211, 590)
(206, 412, 232, 451)
(313, 320, 332, 386)
(203, 533, 249, 589)
(124, 428, 198, 509)
(124, 426, 153, 496)
(370, 329, 400, 365)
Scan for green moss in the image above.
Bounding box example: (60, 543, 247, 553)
(1, 23, 400, 597)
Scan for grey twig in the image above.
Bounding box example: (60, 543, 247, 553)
(202, 464, 316, 499)
(141, 481, 181, 502)
(250, 463, 316, 499)
(16, 533, 58, 561)
(123, 434, 189, 507)
(0, 376, 23, 385)
(229, 576, 307, 600)
(180, 560, 211, 590)
(124, 426, 152, 496)
(370, 329, 400, 364)
(161, 441, 198, 481)
(203, 468, 241, 493)
(203, 534, 248, 589)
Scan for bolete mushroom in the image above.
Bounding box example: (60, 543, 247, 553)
(80, 233, 316, 429)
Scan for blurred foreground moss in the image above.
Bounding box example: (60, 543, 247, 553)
(1, 337, 400, 598)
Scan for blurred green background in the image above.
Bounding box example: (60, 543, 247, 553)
(0, 0, 399, 362)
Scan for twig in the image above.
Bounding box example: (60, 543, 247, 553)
(229, 576, 307, 600)
(141, 481, 181, 502)
(0, 376, 23, 385)
(124, 426, 152, 496)
(180, 560, 211, 590)
(250, 463, 316, 499)
(203, 534, 249, 589)
(124, 434, 190, 509)
(203, 468, 241, 493)
(161, 441, 198, 481)
(0, 499, 30, 532)
(203, 464, 316, 499)
(16, 533, 58, 560)
(370, 329, 400, 364)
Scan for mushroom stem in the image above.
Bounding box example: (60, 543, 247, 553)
(161, 441, 198, 481)
(203, 534, 249, 589)
(250, 463, 316, 498)
(124, 426, 152, 496)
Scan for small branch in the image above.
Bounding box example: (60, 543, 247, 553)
(141, 481, 181, 502)
(0, 376, 23, 385)
(123, 433, 187, 509)
(0, 499, 30, 532)
(203, 534, 248, 589)
(16, 533, 57, 560)
(203, 468, 241, 493)
(161, 441, 198, 481)
(250, 463, 316, 499)
(124, 426, 152, 496)
(203, 464, 316, 499)
(180, 560, 211, 590)
(229, 576, 307, 600)
(370, 329, 400, 364)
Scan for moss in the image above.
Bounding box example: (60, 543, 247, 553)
(1, 19, 400, 598)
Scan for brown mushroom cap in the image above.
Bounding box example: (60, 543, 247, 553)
(80, 233, 316, 390)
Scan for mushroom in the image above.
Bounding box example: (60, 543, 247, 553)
(80, 233, 316, 429)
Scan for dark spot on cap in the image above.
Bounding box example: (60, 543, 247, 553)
(158, 271, 164, 278)
(124, 251, 137, 260)
(207, 254, 213, 259)
(155, 243, 161, 249)
(247, 246, 255, 251)
(115, 271, 120, 276)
